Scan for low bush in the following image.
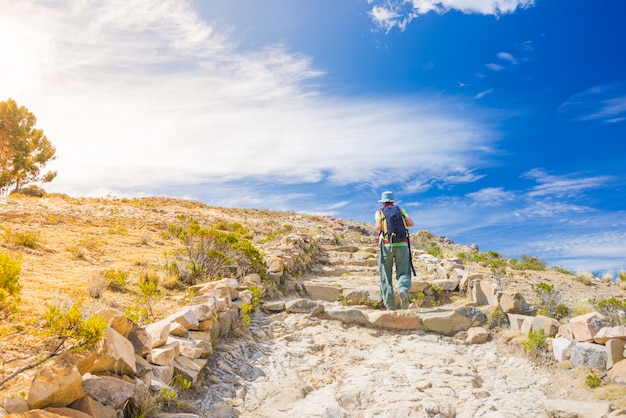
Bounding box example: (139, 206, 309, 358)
(168, 217, 267, 285)
(0, 251, 22, 319)
(44, 300, 106, 352)
(593, 298, 626, 326)
(534, 282, 570, 320)
(1, 227, 41, 248)
(521, 328, 547, 353)
(585, 372, 602, 389)
(101, 269, 131, 292)
(509, 254, 547, 271)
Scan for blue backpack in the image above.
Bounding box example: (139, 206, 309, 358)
(379, 205, 407, 244)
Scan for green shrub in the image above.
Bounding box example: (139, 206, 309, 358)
(521, 328, 547, 353)
(101, 269, 131, 292)
(0, 251, 22, 319)
(509, 254, 547, 271)
(593, 298, 626, 326)
(486, 309, 508, 329)
(44, 301, 106, 351)
(168, 217, 267, 285)
(260, 229, 287, 243)
(239, 302, 253, 327)
(1, 227, 41, 248)
(426, 245, 442, 258)
(586, 372, 602, 389)
(249, 285, 263, 308)
(552, 266, 574, 275)
(470, 250, 507, 270)
(410, 291, 426, 307)
(534, 282, 570, 320)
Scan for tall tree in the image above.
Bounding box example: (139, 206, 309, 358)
(0, 99, 57, 196)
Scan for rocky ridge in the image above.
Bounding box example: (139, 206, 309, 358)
(0, 195, 625, 418)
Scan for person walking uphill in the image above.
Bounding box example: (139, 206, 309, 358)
(375, 191, 415, 310)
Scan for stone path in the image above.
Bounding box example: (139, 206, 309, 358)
(194, 309, 556, 418)
(187, 243, 616, 418)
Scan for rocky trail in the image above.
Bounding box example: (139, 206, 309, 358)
(187, 240, 620, 418)
(196, 309, 553, 418)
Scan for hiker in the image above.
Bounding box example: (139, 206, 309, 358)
(375, 191, 415, 310)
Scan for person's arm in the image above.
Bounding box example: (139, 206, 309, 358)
(375, 218, 382, 233)
(402, 208, 414, 228)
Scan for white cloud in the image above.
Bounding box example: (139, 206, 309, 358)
(475, 88, 494, 99)
(0, 0, 495, 198)
(522, 169, 612, 198)
(525, 229, 626, 273)
(369, 0, 534, 31)
(486, 63, 504, 71)
(466, 187, 515, 206)
(558, 83, 626, 124)
(404, 169, 485, 194)
(497, 52, 517, 65)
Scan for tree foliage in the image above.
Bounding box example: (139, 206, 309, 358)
(0, 99, 57, 195)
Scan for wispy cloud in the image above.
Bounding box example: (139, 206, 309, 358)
(497, 52, 518, 65)
(486, 63, 505, 71)
(369, 0, 535, 32)
(558, 83, 626, 124)
(467, 187, 515, 206)
(0, 0, 496, 199)
(404, 169, 485, 194)
(475, 88, 494, 99)
(522, 168, 612, 198)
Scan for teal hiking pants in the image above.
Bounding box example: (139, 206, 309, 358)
(378, 244, 412, 310)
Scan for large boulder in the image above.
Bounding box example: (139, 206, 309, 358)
(468, 281, 500, 306)
(607, 359, 626, 384)
(173, 356, 208, 384)
(87, 327, 137, 376)
(81, 374, 135, 410)
(552, 337, 576, 362)
(530, 315, 561, 337)
(303, 283, 342, 302)
(143, 320, 171, 350)
(147, 341, 181, 366)
(98, 308, 135, 338)
(570, 342, 607, 370)
(368, 311, 421, 330)
(27, 356, 85, 410)
(606, 339, 625, 370)
(593, 325, 626, 344)
(69, 396, 116, 418)
(165, 306, 200, 330)
(569, 312, 605, 342)
(498, 292, 529, 314)
(420, 306, 486, 336)
(285, 299, 324, 315)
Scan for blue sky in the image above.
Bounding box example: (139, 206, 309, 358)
(1, 0, 625, 274)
